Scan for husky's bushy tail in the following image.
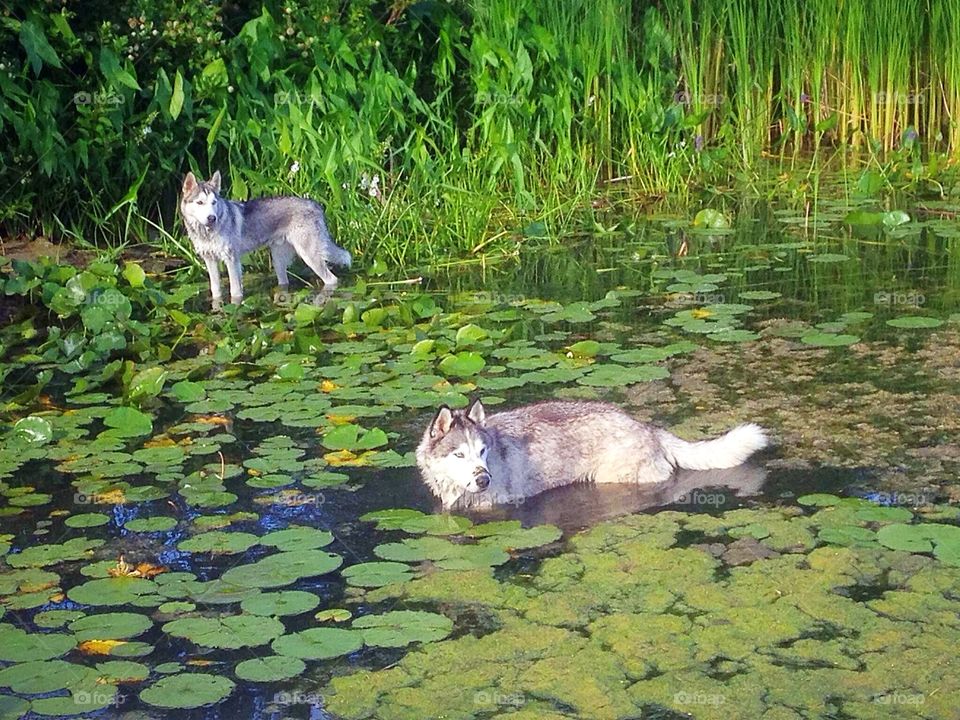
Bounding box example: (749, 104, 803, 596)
(658, 424, 769, 470)
(329, 243, 352, 268)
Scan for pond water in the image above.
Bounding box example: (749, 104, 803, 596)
(1, 195, 959, 719)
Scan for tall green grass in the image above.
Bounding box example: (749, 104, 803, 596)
(1, 0, 959, 265)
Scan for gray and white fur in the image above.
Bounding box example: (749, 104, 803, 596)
(416, 399, 769, 509)
(179, 170, 351, 306)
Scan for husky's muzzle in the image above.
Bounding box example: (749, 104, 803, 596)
(205, 215, 217, 228)
(473, 467, 491, 491)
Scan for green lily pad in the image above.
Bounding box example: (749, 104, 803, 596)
(67, 577, 160, 607)
(0, 624, 76, 661)
(68, 611, 153, 641)
(177, 531, 259, 555)
(220, 550, 343, 589)
(8, 538, 104, 568)
(438, 351, 486, 377)
(271, 627, 363, 660)
(885, 316, 943, 329)
(240, 590, 320, 616)
(342, 562, 415, 588)
(13, 416, 53, 444)
(101, 407, 153, 438)
(162, 614, 285, 649)
(261, 527, 334, 551)
(321, 424, 389, 451)
(799, 333, 860, 347)
(234, 655, 306, 682)
(876, 524, 933, 553)
(352, 610, 453, 648)
(140, 673, 235, 709)
(64, 513, 111, 528)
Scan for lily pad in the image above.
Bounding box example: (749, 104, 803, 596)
(799, 333, 860, 347)
(140, 673, 235, 709)
(342, 561, 415, 587)
(271, 627, 363, 660)
(177, 531, 259, 555)
(885, 316, 943, 329)
(234, 655, 306, 682)
(352, 610, 453, 648)
(240, 590, 320, 617)
(261, 526, 334, 551)
(162, 614, 285, 649)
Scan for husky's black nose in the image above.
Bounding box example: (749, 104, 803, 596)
(474, 469, 491, 490)
(206, 215, 217, 225)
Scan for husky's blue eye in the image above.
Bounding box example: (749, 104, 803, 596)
(454, 452, 465, 458)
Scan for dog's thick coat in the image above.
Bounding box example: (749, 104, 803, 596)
(180, 171, 351, 305)
(416, 399, 769, 508)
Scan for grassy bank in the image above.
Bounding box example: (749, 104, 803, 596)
(0, 0, 958, 265)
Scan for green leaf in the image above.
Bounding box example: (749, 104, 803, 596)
(455, 324, 488, 347)
(162, 615, 285, 649)
(128, 367, 168, 402)
(99, 47, 140, 90)
(19, 19, 62, 75)
(140, 673, 235, 709)
(886, 316, 943, 329)
(240, 591, 320, 617)
(692, 208, 731, 229)
(122, 261, 146, 288)
(352, 610, 453, 647)
(102, 406, 153, 437)
(438, 351, 486, 377)
(271, 627, 363, 660)
(799, 333, 860, 347)
(170, 70, 185, 120)
(13, 415, 53, 443)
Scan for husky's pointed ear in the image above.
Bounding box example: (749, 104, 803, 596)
(466, 398, 485, 425)
(182, 171, 197, 195)
(430, 406, 454, 438)
(210, 170, 222, 192)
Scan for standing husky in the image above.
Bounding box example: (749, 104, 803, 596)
(180, 171, 351, 306)
(416, 399, 769, 508)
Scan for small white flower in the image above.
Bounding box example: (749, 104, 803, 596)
(289, 161, 300, 175)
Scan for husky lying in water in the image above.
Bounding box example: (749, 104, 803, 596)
(416, 399, 769, 509)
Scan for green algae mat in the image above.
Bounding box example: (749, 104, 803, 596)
(1, 203, 960, 717)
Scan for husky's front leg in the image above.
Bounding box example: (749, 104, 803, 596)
(225, 255, 244, 304)
(203, 256, 223, 309)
